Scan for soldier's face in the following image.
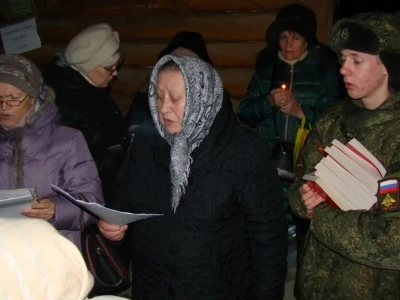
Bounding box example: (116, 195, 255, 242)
(340, 50, 389, 107)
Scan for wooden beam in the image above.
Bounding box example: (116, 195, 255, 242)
(24, 41, 265, 68)
(111, 66, 253, 99)
(36, 12, 274, 43)
(304, 0, 334, 43)
(48, 0, 299, 15)
(111, 93, 242, 116)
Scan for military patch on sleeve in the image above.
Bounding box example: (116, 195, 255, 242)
(377, 178, 400, 213)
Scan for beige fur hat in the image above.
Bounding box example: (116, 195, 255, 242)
(0, 218, 94, 299)
(65, 23, 120, 74)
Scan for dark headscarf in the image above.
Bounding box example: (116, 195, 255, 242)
(157, 31, 214, 65)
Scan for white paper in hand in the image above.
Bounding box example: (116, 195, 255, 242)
(51, 185, 162, 226)
(0, 188, 37, 218)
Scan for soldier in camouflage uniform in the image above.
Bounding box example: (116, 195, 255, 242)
(288, 12, 400, 299)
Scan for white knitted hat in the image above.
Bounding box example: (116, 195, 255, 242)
(65, 23, 120, 73)
(0, 218, 94, 299)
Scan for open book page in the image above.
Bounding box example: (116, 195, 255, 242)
(331, 139, 383, 181)
(0, 188, 37, 218)
(51, 185, 162, 226)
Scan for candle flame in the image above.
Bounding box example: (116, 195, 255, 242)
(281, 84, 286, 91)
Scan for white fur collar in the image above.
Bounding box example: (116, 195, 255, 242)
(278, 50, 309, 66)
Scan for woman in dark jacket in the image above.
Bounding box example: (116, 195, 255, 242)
(42, 23, 127, 201)
(237, 4, 342, 259)
(98, 55, 287, 299)
(238, 8, 341, 149)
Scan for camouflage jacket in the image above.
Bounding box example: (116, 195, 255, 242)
(288, 92, 400, 299)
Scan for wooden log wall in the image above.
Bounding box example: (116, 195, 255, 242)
(22, 0, 335, 116)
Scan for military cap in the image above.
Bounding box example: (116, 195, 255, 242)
(330, 12, 400, 90)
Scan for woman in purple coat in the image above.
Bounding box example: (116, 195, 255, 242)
(0, 54, 103, 249)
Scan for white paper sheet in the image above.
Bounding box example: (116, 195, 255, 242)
(1, 17, 41, 54)
(0, 188, 37, 218)
(51, 185, 162, 226)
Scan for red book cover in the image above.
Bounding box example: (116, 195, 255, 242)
(305, 180, 340, 210)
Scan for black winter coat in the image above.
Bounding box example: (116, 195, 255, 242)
(43, 54, 127, 198)
(112, 99, 287, 299)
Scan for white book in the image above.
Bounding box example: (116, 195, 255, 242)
(324, 145, 378, 195)
(315, 162, 361, 210)
(347, 138, 386, 177)
(302, 138, 383, 211)
(319, 156, 376, 208)
(331, 139, 383, 181)
(303, 172, 353, 211)
(0, 188, 37, 218)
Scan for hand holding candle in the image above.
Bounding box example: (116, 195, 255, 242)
(268, 84, 292, 108)
(268, 84, 304, 118)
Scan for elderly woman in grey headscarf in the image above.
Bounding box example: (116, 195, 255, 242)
(98, 55, 287, 299)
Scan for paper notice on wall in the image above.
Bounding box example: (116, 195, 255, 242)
(0, 17, 41, 54)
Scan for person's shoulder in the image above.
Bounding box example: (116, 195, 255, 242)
(309, 44, 340, 67)
(227, 124, 271, 153)
(135, 119, 158, 137)
(313, 99, 348, 130)
(129, 119, 165, 148)
(55, 125, 89, 149)
(43, 53, 72, 78)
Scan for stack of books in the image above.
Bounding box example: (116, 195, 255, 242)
(303, 138, 386, 211)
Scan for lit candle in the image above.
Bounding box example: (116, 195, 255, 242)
(281, 84, 286, 91)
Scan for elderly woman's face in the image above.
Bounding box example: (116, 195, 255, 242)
(279, 31, 307, 61)
(0, 83, 34, 129)
(86, 65, 117, 88)
(157, 69, 186, 134)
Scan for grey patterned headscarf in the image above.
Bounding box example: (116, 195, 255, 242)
(148, 55, 223, 213)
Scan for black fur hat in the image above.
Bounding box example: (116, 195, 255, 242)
(266, 4, 318, 51)
(330, 12, 400, 90)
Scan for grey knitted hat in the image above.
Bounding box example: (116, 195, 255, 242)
(0, 54, 43, 99)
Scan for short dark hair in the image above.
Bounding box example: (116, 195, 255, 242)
(274, 17, 318, 50)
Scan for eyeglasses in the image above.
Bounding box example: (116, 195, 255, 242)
(0, 94, 29, 107)
(103, 66, 117, 75)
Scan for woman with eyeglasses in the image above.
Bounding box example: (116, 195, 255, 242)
(0, 54, 103, 250)
(43, 23, 127, 205)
